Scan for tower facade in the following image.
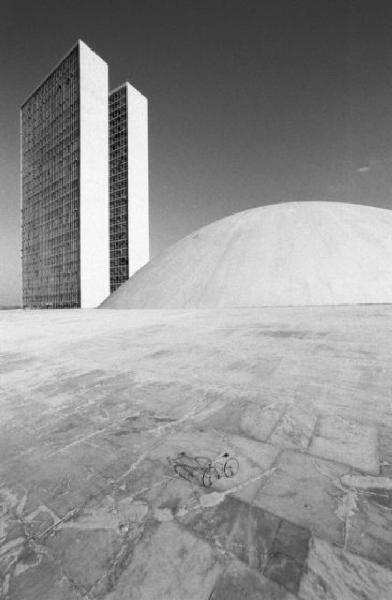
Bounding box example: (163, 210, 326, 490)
(21, 40, 109, 308)
(109, 83, 149, 293)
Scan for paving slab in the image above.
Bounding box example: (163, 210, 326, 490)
(241, 401, 285, 441)
(269, 406, 317, 450)
(265, 519, 311, 592)
(379, 425, 392, 476)
(1, 449, 109, 520)
(178, 495, 280, 570)
(46, 526, 124, 595)
(104, 521, 222, 600)
(340, 474, 392, 570)
(309, 415, 379, 473)
(299, 536, 392, 600)
(6, 554, 83, 600)
(210, 559, 296, 600)
(253, 450, 349, 544)
(178, 494, 311, 594)
(195, 397, 286, 442)
(1, 306, 392, 599)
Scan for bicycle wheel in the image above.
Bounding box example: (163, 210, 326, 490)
(174, 463, 194, 482)
(202, 466, 219, 488)
(224, 457, 239, 478)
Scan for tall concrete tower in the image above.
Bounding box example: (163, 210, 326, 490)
(109, 83, 149, 293)
(21, 40, 109, 308)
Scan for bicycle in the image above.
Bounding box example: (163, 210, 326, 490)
(168, 451, 239, 488)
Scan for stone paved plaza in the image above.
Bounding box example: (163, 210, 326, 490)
(1, 306, 392, 599)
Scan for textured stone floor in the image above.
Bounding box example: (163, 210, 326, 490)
(1, 306, 392, 599)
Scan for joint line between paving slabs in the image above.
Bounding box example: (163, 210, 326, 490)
(306, 414, 320, 450)
(264, 403, 289, 442)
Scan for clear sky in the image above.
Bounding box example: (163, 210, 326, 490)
(1, 0, 392, 305)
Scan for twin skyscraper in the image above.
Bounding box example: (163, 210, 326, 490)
(21, 40, 149, 308)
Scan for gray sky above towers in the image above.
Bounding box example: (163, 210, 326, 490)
(2, 0, 392, 304)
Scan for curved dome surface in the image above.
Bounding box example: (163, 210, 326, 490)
(101, 201, 392, 308)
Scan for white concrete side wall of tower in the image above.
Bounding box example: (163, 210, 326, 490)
(126, 83, 149, 277)
(79, 41, 110, 307)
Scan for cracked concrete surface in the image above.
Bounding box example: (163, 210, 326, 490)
(1, 305, 392, 599)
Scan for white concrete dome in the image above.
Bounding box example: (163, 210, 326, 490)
(101, 201, 392, 308)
